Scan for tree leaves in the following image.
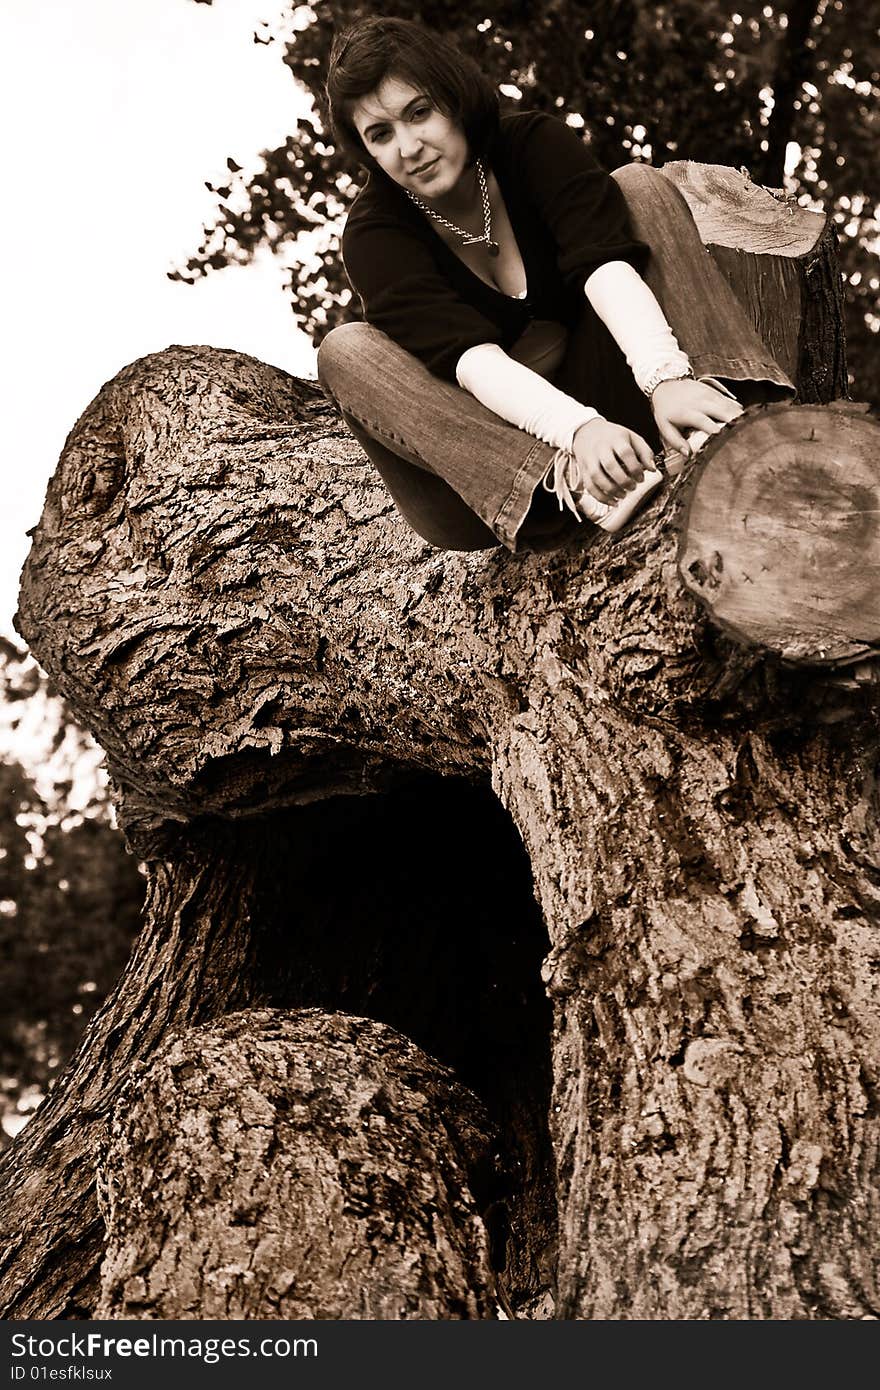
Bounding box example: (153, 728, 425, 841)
(0, 646, 143, 1144)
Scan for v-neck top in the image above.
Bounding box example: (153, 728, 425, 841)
(341, 110, 649, 383)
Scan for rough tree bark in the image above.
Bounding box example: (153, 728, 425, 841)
(2, 167, 878, 1320)
(96, 1010, 501, 1320)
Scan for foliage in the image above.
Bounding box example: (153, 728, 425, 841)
(0, 640, 144, 1143)
(176, 1, 879, 390)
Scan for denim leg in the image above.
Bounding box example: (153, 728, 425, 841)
(611, 163, 796, 400)
(339, 409, 500, 550)
(317, 322, 578, 552)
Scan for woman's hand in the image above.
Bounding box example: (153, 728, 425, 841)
(570, 418, 656, 503)
(650, 377, 743, 456)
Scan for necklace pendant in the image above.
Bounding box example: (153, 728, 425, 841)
(487, 239, 500, 257)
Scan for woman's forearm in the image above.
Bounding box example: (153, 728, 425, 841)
(455, 342, 601, 450)
(584, 259, 691, 394)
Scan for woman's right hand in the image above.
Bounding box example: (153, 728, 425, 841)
(571, 418, 656, 503)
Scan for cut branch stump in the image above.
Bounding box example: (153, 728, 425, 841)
(679, 401, 880, 663)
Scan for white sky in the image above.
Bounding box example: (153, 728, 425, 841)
(0, 0, 318, 639)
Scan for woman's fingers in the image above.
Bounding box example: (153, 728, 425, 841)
(602, 439, 655, 497)
(584, 470, 616, 502)
(697, 386, 744, 422)
(659, 422, 691, 455)
(662, 406, 741, 449)
(713, 397, 744, 423)
(594, 458, 628, 499)
(601, 456, 631, 488)
(685, 411, 725, 436)
(617, 440, 648, 479)
(652, 380, 746, 450)
(631, 433, 657, 472)
(573, 423, 660, 502)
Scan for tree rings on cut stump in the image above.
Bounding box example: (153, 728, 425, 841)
(678, 402, 880, 664)
(660, 162, 825, 258)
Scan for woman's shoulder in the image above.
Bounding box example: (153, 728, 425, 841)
(341, 175, 436, 293)
(341, 173, 428, 262)
(344, 172, 413, 234)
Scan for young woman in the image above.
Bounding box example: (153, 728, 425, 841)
(317, 16, 795, 552)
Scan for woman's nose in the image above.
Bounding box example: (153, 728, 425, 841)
(396, 125, 423, 161)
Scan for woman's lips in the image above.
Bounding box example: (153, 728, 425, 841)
(411, 157, 439, 177)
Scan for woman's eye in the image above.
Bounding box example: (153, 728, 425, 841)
(370, 128, 391, 143)
(412, 106, 431, 121)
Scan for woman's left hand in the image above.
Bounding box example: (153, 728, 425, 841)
(650, 377, 743, 456)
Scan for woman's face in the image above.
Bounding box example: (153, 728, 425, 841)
(350, 75, 470, 201)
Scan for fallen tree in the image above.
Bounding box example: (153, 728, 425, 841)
(1, 165, 878, 1320)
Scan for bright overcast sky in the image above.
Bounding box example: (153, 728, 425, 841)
(0, 0, 318, 639)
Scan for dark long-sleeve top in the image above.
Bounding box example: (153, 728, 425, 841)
(341, 110, 649, 384)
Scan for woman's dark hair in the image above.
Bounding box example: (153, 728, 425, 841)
(326, 16, 500, 173)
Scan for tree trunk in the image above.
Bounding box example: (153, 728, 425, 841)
(758, 0, 823, 188)
(0, 795, 557, 1319)
(0, 836, 264, 1317)
(498, 661, 880, 1318)
(96, 1009, 500, 1320)
(4, 166, 878, 1320)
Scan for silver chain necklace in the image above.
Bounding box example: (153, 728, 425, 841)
(405, 159, 500, 257)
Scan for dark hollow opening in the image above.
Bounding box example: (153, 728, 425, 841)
(248, 772, 556, 1316)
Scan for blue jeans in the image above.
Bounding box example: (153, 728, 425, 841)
(318, 164, 796, 553)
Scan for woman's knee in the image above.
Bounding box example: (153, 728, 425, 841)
(317, 321, 381, 394)
(611, 160, 673, 200)
(612, 162, 698, 244)
(612, 161, 688, 216)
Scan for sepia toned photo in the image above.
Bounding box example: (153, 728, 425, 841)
(1, 0, 878, 1348)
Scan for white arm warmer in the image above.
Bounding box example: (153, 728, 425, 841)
(454, 262, 690, 448)
(455, 344, 600, 451)
(584, 259, 691, 392)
